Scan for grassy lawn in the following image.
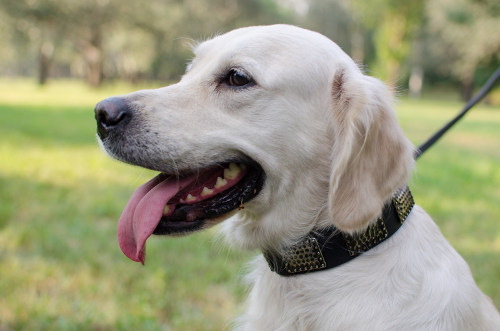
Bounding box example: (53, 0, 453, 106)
(0, 79, 499, 330)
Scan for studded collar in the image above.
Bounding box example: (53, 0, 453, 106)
(263, 186, 415, 276)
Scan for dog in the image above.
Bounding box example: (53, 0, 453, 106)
(95, 25, 500, 330)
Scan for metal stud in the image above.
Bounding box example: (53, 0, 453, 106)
(392, 186, 414, 223)
(343, 217, 388, 256)
(284, 237, 327, 274)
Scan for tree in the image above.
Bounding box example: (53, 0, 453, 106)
(0, 0, 123, 86)
(302, 0, 355, 60)
(427, 0, 500, 99)
(126, 0, 289, 82)
(350, 0, 425, 85)
(0, 0, 290, 85)
(303, 0, 425, 87)
(0, 0, 65, 85)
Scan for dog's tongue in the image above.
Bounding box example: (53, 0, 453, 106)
(117, 174, 195, 264)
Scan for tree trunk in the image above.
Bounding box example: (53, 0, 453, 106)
(86, 48, 102, 87)
(461, 73, 474, 102)
(409, 37, 424, 98)
(387, 60, 401, 87)
(350, 25, 364, 63)
(38, 41, 54, 85)
(85, 29, 103, 87)
(409, 66, 423, 98)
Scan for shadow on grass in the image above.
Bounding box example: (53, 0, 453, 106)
(0, 172, 252, 331)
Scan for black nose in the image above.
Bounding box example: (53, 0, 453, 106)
(94, 97, 132, 139)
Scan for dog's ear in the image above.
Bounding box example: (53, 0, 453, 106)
(328, 67, 414, 234)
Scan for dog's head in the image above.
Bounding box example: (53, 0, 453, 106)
(95, 25, 414, 262)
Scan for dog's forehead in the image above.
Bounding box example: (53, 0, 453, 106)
(185, 25, 355, 91)
(192, 25, 336, 66)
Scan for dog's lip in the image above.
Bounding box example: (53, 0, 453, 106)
(117, 159, 265, 264)
(152, 161, 265, 235)
(158, 162, 250, 207)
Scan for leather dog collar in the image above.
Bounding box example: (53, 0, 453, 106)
(263, 186, 415, 276)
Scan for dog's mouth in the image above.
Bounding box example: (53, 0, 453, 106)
(117, 161, 264, 264)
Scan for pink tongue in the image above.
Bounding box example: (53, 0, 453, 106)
(117, 175, 195, 264)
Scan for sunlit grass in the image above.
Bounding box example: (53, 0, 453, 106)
(0, 79, 250, 330)
(398, 97, 500, 301)
(0, 78, 164, 107)
(0, 79, 499, 330)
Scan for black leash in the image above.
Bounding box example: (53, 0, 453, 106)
(414, 67, 500, 159)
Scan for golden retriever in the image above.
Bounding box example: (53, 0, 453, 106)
(95, 25, 500, 330)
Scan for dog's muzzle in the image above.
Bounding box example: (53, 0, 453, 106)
(94, 97, 132, 140)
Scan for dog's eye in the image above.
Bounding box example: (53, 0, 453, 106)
(226, 69, 252, 87)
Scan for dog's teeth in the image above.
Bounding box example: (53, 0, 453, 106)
(201, 187, 214, 197)
(163, 204, 172, 216)
(224, 163, 241, 180)
(181, 194, 197, 203)
(215, 177, 228, 189)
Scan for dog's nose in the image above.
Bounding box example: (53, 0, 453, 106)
(94, 97, 132, 139)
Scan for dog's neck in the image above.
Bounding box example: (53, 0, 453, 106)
(263, 186, 414, 276)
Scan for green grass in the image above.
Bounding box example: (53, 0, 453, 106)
(398, 97, 500, 302)
(0, 79, 499, 330)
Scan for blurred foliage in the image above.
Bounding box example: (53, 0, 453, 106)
(0, 0, 289, 86)
(0, 0, 499, 97)
(426, 0, 500, 98)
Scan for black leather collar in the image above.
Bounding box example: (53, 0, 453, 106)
(263, 186, 415, 276)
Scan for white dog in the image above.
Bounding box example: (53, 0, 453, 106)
(95, 25, 500, 330)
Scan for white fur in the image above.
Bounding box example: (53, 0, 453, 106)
(101, 25, 500, 330)
(235, 207, 500, 330)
